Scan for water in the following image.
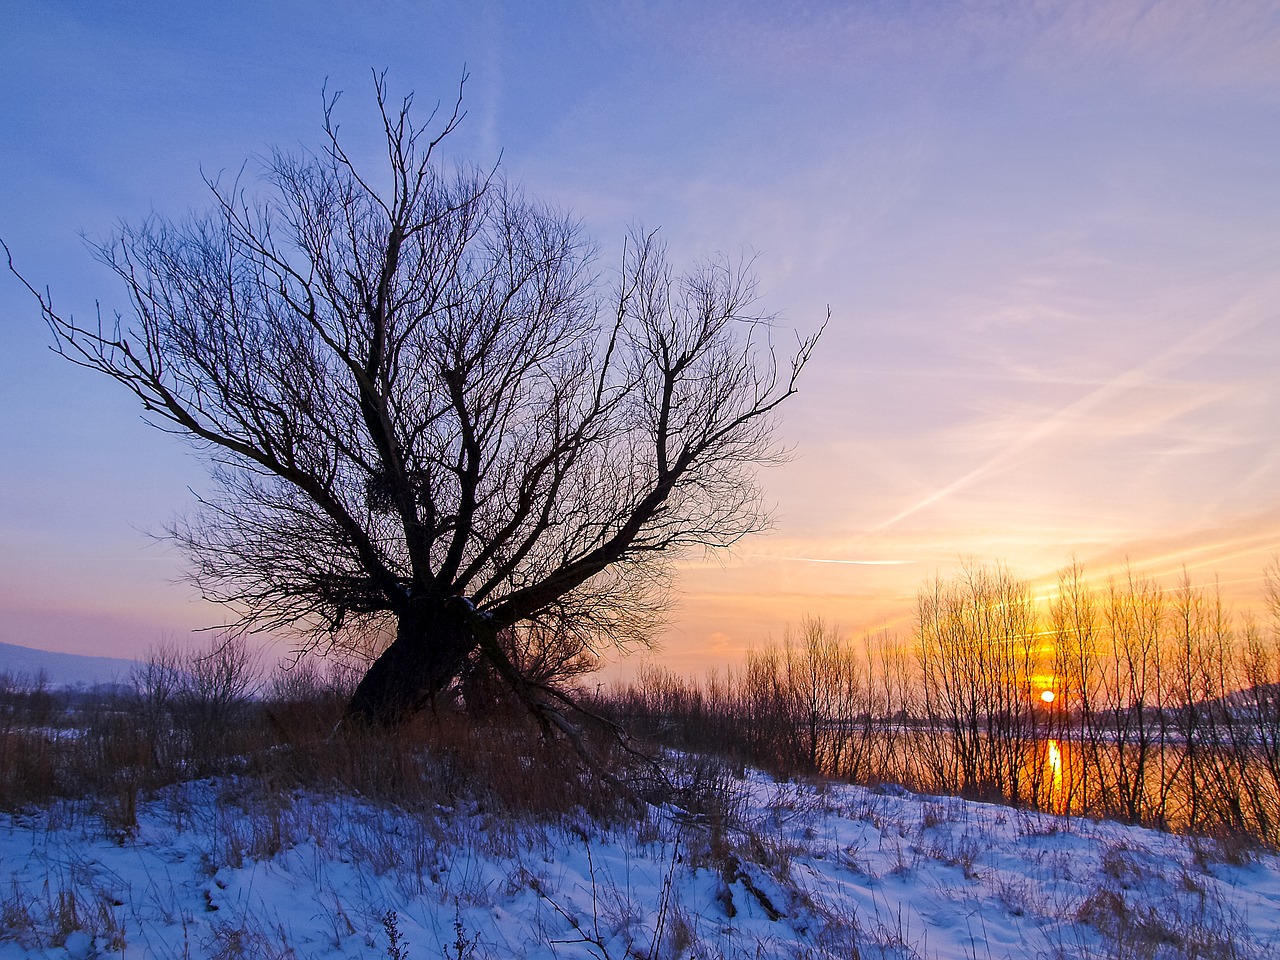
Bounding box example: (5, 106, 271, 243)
(821, 723, 1280, 839)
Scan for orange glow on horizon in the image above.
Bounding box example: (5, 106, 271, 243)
(637, 542, 1280, 681)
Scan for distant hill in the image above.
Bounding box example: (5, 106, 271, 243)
(0, 641, 140, 689)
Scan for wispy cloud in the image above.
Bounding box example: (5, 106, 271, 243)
(872, 295, 1276, 532)
(1036, 0, 1280, 93)
(744, 554, 914, 566)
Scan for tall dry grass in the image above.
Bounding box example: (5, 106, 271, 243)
(0, 635, 646, 832)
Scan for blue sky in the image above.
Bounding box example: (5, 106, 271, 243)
(3, 1, 1279, 671)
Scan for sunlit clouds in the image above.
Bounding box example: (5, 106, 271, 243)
(871, 291, 1280, 533)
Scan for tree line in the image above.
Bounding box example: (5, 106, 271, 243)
(609, 561, 1280, 844)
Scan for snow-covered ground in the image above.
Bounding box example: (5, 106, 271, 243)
(3, 765, 1278, 959)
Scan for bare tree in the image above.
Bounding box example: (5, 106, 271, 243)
(6, 76, 820, 730)
(916, 563, 1043, 801)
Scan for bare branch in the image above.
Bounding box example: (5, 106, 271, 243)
(7, 78, 822, 726)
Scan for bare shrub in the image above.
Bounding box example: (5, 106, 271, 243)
(176, 635, 261, 767)
(261, 657, 352, 745)
(130, 642, 185, 771)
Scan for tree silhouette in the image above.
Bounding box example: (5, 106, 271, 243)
(7, 76, 821, 729)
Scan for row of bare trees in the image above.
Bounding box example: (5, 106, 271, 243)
(610, 561, 1280, 843)
(1046, 563, 1280, 838)
(609, 617, 914, 783)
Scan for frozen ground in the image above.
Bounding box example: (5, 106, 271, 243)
(2, 764, 1279, 959)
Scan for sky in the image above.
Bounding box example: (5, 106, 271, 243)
(2, 1, 1279, 675)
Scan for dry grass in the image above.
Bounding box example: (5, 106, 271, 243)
(5, 645, 1279, 960)
(1, 644, 651, 837)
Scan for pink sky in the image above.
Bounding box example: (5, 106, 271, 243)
(2, 2, 1278, 673)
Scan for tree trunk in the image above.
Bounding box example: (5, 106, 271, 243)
(344, 596, 484, 727)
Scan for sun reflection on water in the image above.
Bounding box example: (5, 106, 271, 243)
(1045, 738, 1064, 813)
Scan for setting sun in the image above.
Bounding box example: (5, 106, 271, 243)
(1040, 690, 1056, 704)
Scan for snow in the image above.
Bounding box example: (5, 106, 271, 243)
(3, 766, 1279, 959)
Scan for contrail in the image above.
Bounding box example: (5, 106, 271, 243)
(873, 298, 1274, 532)
(745, 554, 915, 565)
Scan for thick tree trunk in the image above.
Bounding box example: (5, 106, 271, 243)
(344, 596, 484, 727)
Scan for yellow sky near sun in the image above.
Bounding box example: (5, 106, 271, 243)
(627, 506, 1280, 680)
